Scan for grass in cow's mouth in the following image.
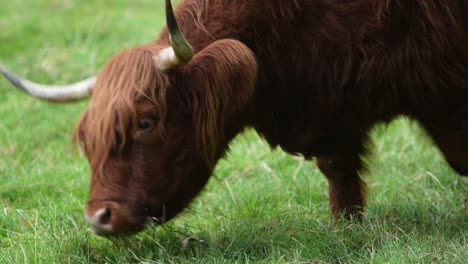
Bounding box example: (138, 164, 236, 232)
(0, 0, 467, 263)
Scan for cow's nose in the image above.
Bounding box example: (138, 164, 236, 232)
(85, 200, 147, 235)
(85, 207, 114, 235)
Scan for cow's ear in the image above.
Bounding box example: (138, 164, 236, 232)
(189, 39, 257, 112)
(184, 39, 257, 165)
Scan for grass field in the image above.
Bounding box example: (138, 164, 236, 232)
(0, 1, 467, 263)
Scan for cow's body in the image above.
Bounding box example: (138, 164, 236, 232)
(3, 0, 467, 235)
(167, 0, 467, 156)
(152, 0, 468, 216)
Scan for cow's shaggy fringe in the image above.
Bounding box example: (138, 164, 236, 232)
(73, 48, 168, 173)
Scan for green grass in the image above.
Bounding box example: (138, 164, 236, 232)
(0, 1, 467, 263)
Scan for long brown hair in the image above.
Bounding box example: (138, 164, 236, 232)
(73, 47, 169, 173)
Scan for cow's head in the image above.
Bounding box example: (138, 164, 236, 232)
(1, 0, 257, 235)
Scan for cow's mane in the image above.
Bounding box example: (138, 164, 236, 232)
(73, 48, 169, 173)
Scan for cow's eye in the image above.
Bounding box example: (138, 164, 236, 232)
(138, 118, 153, 130)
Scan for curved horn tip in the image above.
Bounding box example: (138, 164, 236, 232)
(0, 64, 28, 92)
(0, 63, 95, 102)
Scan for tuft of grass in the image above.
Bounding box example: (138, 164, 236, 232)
(0, 1, 467, 263)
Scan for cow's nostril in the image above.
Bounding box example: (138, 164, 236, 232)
(96, 208, 112, 225)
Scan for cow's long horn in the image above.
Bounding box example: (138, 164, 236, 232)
(0, 64, 94, 102)
(157, 0, 193, 70)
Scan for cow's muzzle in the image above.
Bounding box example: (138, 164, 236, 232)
(85, 200, 147, 236)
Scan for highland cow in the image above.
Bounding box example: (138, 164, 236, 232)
(1, 0, 467, 235)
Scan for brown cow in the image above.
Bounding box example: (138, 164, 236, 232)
(1, 0, 467, 235)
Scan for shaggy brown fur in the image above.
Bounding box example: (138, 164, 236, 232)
(76, 0, 467, 234)
(75, 48, 167, 171)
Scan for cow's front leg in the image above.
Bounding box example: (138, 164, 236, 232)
(316, 153, 366, 219)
